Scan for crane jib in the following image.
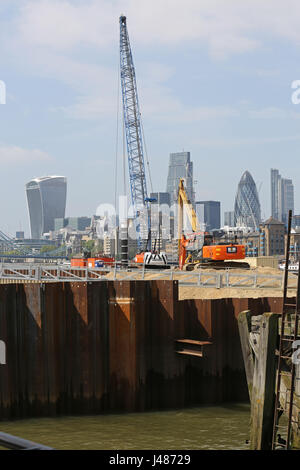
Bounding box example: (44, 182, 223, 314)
(119, 16, 149, 249)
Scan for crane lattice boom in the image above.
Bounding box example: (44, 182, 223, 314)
(119, 16, 148, 247)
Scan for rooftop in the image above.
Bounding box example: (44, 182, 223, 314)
(261, 216, 285, 226)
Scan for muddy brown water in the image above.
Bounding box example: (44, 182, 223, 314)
(0, 403, 250, 450)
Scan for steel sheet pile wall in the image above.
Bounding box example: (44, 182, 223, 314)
(178, 297, 284, 403)
(0, 280, 284, 419)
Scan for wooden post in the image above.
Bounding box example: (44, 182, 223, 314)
(250, 313, 279, 450)
(238, 310, 254, 400)
(292, 362, 300, 448)
(279, 362, 300, 449)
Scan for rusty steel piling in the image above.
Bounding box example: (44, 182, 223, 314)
(0, 280, 286, 420)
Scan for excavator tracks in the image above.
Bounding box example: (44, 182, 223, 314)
(185, 261, 250, 271)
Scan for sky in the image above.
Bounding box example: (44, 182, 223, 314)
(1, 0, 300, 236)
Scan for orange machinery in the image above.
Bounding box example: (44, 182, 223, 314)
(71, 258, 87, 267)
(87, 257, 114, 267)
(178, 178, 247, 270)
(134, 253, 144, 264)
(71, 256, 115, 268)
(202, 243, 245, 262)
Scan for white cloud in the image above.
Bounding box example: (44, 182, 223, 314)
(254, 69, 280, 78)
(191, 134, 300, 148)
(0, 146, 51, 164)
(248, 107, 300, 119)
(248, 107, 290, 119)
(3, 0, 300, 123)
(12, 0, 300, 58)
(12, 0, 261, 59)
(58, 94, 115, 119)
(15, 0, 116, 50)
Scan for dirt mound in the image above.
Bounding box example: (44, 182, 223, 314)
(178, 286, 290, 300)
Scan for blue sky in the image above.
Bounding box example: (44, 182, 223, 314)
(1, 0, 300, 235)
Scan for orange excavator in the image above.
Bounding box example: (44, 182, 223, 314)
(178, 179, 248, 270)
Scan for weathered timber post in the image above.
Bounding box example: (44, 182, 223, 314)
(250, 313, 279, 450)
(238, 310, 254, 400)
(292, 362, 300, 448)
(277, 361, 300, 449)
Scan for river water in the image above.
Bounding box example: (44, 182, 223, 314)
(0, 403, 250, 450)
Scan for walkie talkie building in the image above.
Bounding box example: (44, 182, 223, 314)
(26, 176, 67, 239)
(234, 171, 261, 230)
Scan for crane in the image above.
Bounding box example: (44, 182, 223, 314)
(119, 15, 149, 251)
(119, 16, 167, 268)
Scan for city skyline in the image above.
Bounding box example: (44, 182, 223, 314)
(22, 165, 282, 241)
(1, 2, 300, 235)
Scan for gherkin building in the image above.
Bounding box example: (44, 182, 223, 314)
(234, 171, 261, 230)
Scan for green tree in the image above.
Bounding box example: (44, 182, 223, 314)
(40, 245, 58, 254)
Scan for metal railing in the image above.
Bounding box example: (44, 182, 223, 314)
(0, 262, 294, 289)
(0, 432, 53, 450)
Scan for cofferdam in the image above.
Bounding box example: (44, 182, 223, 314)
(0, 279, 285, 419)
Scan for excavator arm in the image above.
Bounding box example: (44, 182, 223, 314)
(178, 178, 204, 269)
(178, 178, 199, 238)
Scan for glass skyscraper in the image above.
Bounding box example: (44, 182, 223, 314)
(234, 171, 261, 230)
(271, 168, 280, 220)
(224, 211, 234, 227)
(166, 152, 194, 206)
(26, 176, 67, 238)
(196, 201, 221, 231)
(281, 178, 294, 224)
(150, 192, 170, 207)
(271, 169, 294, 224)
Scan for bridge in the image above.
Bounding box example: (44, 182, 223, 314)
(0, 229, 67, 260)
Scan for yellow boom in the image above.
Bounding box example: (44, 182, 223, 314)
(178, 178, 199, 242)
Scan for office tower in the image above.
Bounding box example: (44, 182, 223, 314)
(26, 176, 67, 239)
(293, 215, 300, 228)
(271, 169, 280, 220)
(15, 231, 24, 239)
(281, 178, 294, 224)
(234, 171, 261, 230)
(149, 192, 171, 243)
(166, 152, 194, 206)
(67, 216, 91, 231)
(271, 169, 294, 224)
(224, 211, 234, 227)
(54, 217, 91, 232)
(196, 201, 221, 231)
(149, 192, 170, 206)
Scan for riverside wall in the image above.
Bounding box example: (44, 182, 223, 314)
(0, 280, 284, 419)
